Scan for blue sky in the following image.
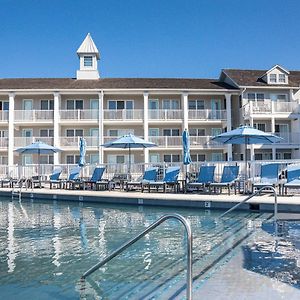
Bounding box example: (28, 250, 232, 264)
(0, 0, 299, 79)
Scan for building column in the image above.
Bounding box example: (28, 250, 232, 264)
(8, 92, 15, 167)
(225, 93, 233, 161)
(98, 91, 104, 164)
(53, 92, 60, 165)
(143, 92, 149, 164)
(181, 92, 189, 130)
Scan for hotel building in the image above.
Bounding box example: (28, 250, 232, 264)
(0, 34, 300, 170)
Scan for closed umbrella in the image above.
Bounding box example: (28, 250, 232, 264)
(78, 137, 86, 167)
(211, 125, 282, 180)
(15, 141, 62, 178)
(182, 129, 192, 183)
(101, 133, 157, 177)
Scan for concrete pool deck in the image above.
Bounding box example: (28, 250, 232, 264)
(2, 187, 300, 213)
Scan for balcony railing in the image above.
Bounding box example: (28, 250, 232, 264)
(243, 101, 298, 117)
(147, 136, 223, 148)
(14, 137, 54, 147)
(60, 109, 98, 121)
(188, 109, 227, 120)
(0, 111, 9, 122)
(14, 110, 54, 122)
(0, 137, 8, 148)
(148, 109, 183, 120)
(273, 132, 300, 145)
(103, 109, 143, 120)
(59, 136, 99, 147)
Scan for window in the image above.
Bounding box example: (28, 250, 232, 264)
(269, 74, 277, 83)
(191, 154, 205, 162)
(66, 155, 80, 164)
(84, 56, 93, 67)
(248, 93, 264, 101)
(248, 93, 255, 100)
(163, 154, 180, 163)
(277, 94, 287, 102)
(253, 123, 266, 132)
(188, 100, 204, 110)
(67, 100, 83, 110)
(163, 129, 180, 136)
(40, 155, 54, 164)
(149, 128, 159, 136)
(66, 129, 83, 137)
(0, 130, 8, 137)
(41, 100, 54, 110)
(0, 101, 9, 111)
(211, 153, 223, 161)
(189, 128, 205, 136)
(108, 100, 133, 110)
(108, 129, 134, 136)
(40, 129, 54, 137)
(149, 153, 160, 163)
(279, 74, 286, 83)
(149, 99, 159, 109)
(162, 99, 180, 109)
(256, 94, 264, 101)
(90, 154, 99, 164)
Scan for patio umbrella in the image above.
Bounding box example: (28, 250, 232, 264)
(15, 141, 62, 177)
(78, 137, 86, 167)
(182, 129, 192, 182)
(101, 133, 157, 176)
(211, 125, 282, 180)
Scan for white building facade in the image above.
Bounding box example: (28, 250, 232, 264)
(0, 34, 300, 170)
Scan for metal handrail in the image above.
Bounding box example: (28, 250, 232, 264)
(81, 213, 193, 300)
(219, 186, 278, 222)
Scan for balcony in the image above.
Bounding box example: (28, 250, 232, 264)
(59, 136, 99, 148)
(188, 109, 227, 120)
(103, 109, 143, 121)
(0, 111, 9, 122)
(243, 101, 298, 118)
(14, 137, 54, 147)
(60, 109, 98, 121)
(274, 132, 300, 145)
(148, 136, 223, 148)
(148, 109, 183, 120)
(14, 110, 54, 122)
(0, 137, 8, 148)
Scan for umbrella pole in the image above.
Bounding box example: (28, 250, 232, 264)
(245, 136, 248, 194)
(128, 146, 131, 180)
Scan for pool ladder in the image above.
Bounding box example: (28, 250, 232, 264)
(219, 186, 278, 224)
(81, 213, 193, 300)
(11, 177, 32, 201)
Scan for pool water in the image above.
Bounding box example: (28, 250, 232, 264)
(0, 198, 299, 299)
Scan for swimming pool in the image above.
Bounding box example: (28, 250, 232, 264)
(0, 198, 299, 299)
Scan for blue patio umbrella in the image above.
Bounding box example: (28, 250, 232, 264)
(101, 133, 157, 176)
(15, 141, 62, 176)
(211, 125, 282, 179)
(78, 137, 87, 167)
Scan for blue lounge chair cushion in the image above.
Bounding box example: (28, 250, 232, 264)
(143, 167, 158, 182)
(90, 167, 105, 182)
(163, 166, 180, 183)
(196, 166, 215, 184)
(50, 167, 62, 181)
(259, 163, 279, 184)
(220, 166, 239, 183)
(286, 164, 300, 183)
(69, 166, 81, 181)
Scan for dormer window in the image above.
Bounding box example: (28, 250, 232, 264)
(279, 74, 286, 83)
(84, 56, 93, 67)
(269, 74, 277, 83)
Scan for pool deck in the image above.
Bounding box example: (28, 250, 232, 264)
(2, 186, 300, 213)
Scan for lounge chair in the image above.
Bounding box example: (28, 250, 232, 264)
(283, 164, 300, 195)
(49, 167, 63, 189)
(50, 166, 80, 189)
(125, 167, 158, 191)
(187, 165, 215, 192)
(252, 163, 280, 193)
(209, 165, 239, 195)
(72, 166, 107, 190)
(142, 166, 181, 193)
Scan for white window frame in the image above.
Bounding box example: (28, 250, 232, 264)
(23, 99, 33, 110)
(66, 99, 83, 110)
(66, 129, 84, 137)
(269, 74, 277, 83)
(41, 99, 54, 110)
(108, 100, 134, 110)
(40, 129, 54, 137)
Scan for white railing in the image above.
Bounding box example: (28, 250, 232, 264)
(190, 136, 223, 148)
(0, 137, 8, 148)
(103, 109, 143, 120)
(14, 137, 54, 147)
(188, 109, 226, 120)
(274, 102, 298, 113)
(148, 136, 182, 147)
(148, 109, 183, 120)
(14, 110, 54, 122)
(0, 111, 9, 122)
(60, 109, 98, 120)
(59, 136, 99, 147)
(273, 132, 300, 145)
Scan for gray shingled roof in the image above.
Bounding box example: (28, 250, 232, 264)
(223, 69, 300, 87)
(0, 78, 237, 90)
